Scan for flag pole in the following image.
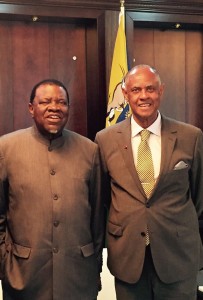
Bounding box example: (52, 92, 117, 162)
(105, 0, 129, 127)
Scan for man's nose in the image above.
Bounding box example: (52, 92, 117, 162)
(47, 101, 60, 110)
(140, 89, 148, 98)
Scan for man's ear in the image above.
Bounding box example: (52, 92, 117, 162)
(28, 103, 34, 118)
(159, 83, 165, 98)
(122, 86, 128, 102)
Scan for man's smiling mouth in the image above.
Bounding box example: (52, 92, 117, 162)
(138, 103, 151, 107)
(47, 114, 61, 119)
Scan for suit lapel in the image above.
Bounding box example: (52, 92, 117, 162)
(156, 116, 177, 185)
(115, 118, 146, 199)
(114, 116, 178, 200)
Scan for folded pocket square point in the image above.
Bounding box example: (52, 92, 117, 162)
(174, 161, 188, 170)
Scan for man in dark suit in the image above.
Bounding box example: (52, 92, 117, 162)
(95, 65, 203, 299)
(0, 79, 104, 300)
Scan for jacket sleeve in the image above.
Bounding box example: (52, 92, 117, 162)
(0, 147, 7, 279)
(190, 129, 203, 217)
(89, 145, 104, 273)
(95, 133, 111, 213)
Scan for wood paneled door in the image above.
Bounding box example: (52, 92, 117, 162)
(0, 6, 106, 140)
(126, 12, 203, 130)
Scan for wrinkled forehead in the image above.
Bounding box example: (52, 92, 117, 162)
(35, 84, 67, 98)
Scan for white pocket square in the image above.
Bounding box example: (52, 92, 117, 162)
(173, 161, 188, 170)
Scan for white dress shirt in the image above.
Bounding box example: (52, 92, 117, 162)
(131, 112, 162, 181)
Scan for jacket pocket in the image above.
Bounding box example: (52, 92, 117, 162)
(108, 221, 123, 237)
(3, 243, 31, 289)
(81, 242, 94, 258)
(6, 243, 31, 259)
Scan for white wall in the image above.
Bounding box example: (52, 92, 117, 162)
(98, 249, 116, 299)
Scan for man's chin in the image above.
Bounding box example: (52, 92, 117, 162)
(46, 125, 61, 134)
(45, 127, 61, 139)
(49, 129, 58, 134)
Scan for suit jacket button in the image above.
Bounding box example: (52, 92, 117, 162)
(146, 202, 150, 208)
(141, 232, 146, 237)
(53, 220, 59, 227)
(50, 169, 56, 175)
(53, 194, 58, 200)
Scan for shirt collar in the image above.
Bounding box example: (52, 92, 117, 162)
(31, 125, 65, 149)
(131, 112, 161, 137)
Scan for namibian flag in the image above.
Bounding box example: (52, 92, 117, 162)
(106, 0, 130, 127)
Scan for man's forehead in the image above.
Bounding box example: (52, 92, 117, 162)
(126, 72, 160, 87)
(128, 77, 159, 86)
(35, 84, 66, 96)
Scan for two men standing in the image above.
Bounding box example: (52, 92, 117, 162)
(0, 64, 203, 300)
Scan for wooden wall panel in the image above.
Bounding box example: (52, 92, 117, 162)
(133, 28, 154, 65)
(12, 22, 50, 130)
(48, 23, 87, 136)
(0, 0, 202, 15)
(185, 31, 203, 128)
(0, 21, 14, 135)
(133, 27, 203, 127)
(153, 29, 186, 122)
(0, 20, 88, 136)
